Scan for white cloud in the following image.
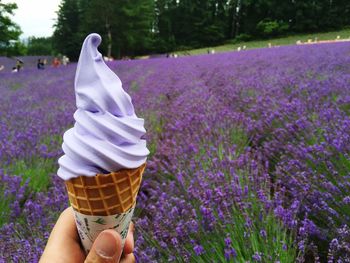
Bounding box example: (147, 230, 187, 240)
(3, 0, 61, 38)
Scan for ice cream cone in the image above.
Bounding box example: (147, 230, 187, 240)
(65, 163, 146, 253)
(58, 33, 149, 254)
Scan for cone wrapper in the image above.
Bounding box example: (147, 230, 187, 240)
(73, 205, 135, 254)
(65, 164, 146, 254)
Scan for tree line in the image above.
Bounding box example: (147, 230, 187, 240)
(1, 0, 350, 59)
(53, 0, 350, 60)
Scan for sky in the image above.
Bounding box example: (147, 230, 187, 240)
(3, 0, 61, 39)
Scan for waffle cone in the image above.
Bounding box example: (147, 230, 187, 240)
(65, 163, 146, 216)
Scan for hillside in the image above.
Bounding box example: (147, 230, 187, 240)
(178, 28, 350, 55)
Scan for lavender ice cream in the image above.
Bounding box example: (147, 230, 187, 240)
(57, 33, 149, 180)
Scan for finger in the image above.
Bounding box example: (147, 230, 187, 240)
(123, 222, 135, 255)
(48, 207, 80, 243)
(84, 229, 123, 263)
(120, 253, 135, 263)
(40, 207, 84, 263)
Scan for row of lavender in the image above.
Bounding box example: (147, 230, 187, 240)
(1, 43, 350, 262)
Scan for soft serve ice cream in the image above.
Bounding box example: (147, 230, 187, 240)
(58, 33, 149, 253)
(58, 33, 149, 180)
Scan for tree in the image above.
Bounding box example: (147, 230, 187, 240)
(52, 0, 83, 61)
(0, 1, 22, 56)
(154, 0, 177, 52)
(26, 36, 53, 55)
(82, 0, 154, 58)
(193, 0, 227, 45)
(155, 0, 229, 50)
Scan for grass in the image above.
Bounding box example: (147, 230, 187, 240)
(143, 111, 165, 158)
(0, 133, 62, 227)
(177, 28, 350, 56)
(340, 102, 350, 115)
(0, 181, 17, 226)
(0, 156, 57, 226)
(9, 82, 23, 91)
(130, 80, 140, 92)
(4, 157, 56, 192)
(40, 133, 63, 152)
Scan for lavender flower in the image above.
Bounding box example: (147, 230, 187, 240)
(2, 42, 350, 262)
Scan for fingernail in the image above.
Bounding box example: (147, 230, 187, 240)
(95, 231, 117, 258)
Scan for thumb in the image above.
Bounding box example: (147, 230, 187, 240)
(85, 230, 122, 263)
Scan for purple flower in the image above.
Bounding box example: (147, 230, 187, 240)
(343, 196, 350, 204)
(193, 244, 205, 256)
(224, 248, 237, 260)
(171, 237, 179, 247)
(224, 236, 232, 246)
(260, 229, 267, 239)
(252, 252, 262, 262)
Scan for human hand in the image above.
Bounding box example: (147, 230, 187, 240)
(40, 207, 135, 263)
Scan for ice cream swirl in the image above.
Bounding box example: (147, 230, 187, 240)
(58, 33, 149, 180)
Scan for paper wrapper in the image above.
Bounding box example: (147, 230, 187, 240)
(65, 164, 146, 254)
(73, 205, 135, 254)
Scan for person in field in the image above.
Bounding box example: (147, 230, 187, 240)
(37, 59, 45, 70)
(52, 57, 61, 67)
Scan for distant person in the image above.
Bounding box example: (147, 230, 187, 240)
(37, 59, 45, 70)
(62, 55, 69, 66)
(52, 57, 61, 67)
(104, 56, 113, 62)
(16, 59, 23, 71)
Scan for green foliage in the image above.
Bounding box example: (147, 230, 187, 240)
(340, 103, 350, 116)
(0, 2, 22, 56)
(26, 36, 53, 55)
(3, 40, 26, 56)
(81, 0, 154, 58)
(234, 33, 253, 42)
(189, 202, 297, 262)
(52, 0, 155, 59)
(52, 0, 84, 61)
(156, 0, 228, 51)
(140, 201, 298, 262)
(256, 20, 289, 37)
(9, 82, 22, 91)
(0, 154, 56, 226)
(143, 110, 164, 158)
(0, 183, 13, 226)
(4, 158, 55, 192)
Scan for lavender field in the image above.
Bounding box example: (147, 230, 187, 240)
(1, 43, 350, 262)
